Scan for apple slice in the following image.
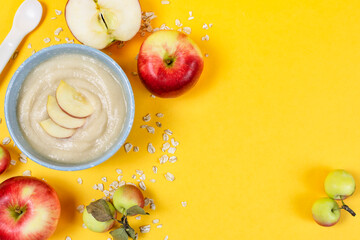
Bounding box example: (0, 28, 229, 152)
(65, 0, 142, 49)
(40, 119, 76, 138)
(56, 81, 94, 118)
(47, 95, 86, 129)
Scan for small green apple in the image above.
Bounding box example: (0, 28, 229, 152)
(312, 198, 340, 226)
(324, 169, 355, 200)
(83, 200, 117, 232)
(113, 185, 145, 215)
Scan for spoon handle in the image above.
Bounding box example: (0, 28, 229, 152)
(0, 28, 25, 75)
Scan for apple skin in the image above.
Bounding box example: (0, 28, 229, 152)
(137, 30, 204, 98)
(113, 185, 145, 215)
(0, 176, 61, 240)
(83, 201, 117, 232)
(324, 169, 355, 200)
(312, 198, 340, 227)
(0, 145, 11, 175)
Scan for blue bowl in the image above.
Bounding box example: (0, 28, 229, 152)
(5, 44, 135, 171)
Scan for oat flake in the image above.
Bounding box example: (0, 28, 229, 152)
(147, 143, 155, 154)
(165, 172, 175, 181)
(124, 143, 133, 153)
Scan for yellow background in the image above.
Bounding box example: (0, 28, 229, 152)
(1, 0, 360, 239)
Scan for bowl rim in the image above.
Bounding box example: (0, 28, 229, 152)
(4, 43, 135, 171)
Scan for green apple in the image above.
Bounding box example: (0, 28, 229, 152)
(113, 185, 145, 215)
(312, 198, 340, 226)
(83, 201, 117, 232)
(324, 169, 355, 200)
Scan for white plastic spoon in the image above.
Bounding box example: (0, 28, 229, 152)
(0, 0, 43, 74)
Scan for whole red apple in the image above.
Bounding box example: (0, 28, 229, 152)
(0, 176, 61, 240)
(137, 30, 204, 97)
(113, 184, 145, 215)
(0, 145, 11, 175)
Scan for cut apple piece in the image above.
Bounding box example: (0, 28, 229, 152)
(40, 119, 76, 139)
(65, 0, 142, 49)
(47, 95, 86, 129)
(56, 81, 94, 118)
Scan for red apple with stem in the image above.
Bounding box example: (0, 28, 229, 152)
(137, 30, 204, 98)
(0, 176, 61, 240)
(0, 145, 11, 175)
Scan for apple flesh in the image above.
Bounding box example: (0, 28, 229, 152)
(0, 176, 61, 240)
(56, 80, 94, 118)
(40, 119, 76, 138)
(324, 169, 355, 200)
(83, 201, 117, 232)
(47, 95, 86, 129)
(137, 30, 204, 98)
(0, 145, 10, 175)
(113, 184, 145, 215)
(312, 198, 340, 227)
(65, 0, 142, 49)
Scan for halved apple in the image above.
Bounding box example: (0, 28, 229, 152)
(65, 0, 142, 49)
(40, 119, 76, 139)
(47, 95, 86, 129)
(56, 81, 94, 118)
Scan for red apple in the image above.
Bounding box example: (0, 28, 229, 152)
(113, 184, 145, 215)
(137, 30, 204, 98)
(0, 176, 61, 240)
(0, 145, 10, 175)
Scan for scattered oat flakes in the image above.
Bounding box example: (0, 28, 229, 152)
(175, 19, 182, 27)
(51, 17, 57, 20)
(164, 129, 173, 135)
(150, 179, 156, 183)
(156, 122, 162, 127)
(92, 184, 98, 190)
(10, 160, 16, 166)
(152, 166, 158, 174)
(168, 147, 176, 154)
(140, 174, 146, 181)
(76, 205, 85, 213)
(23, 170, 31, 176)
(136, 216, 141, 220)
(2, 137, 11, 145)
(77, 178, 83, 184)
(161, 0, 170, 4)
(133, 146, 139, 152)
(164, 236, 169, 240)
(188, 16, 194, 20)
(146, 126, 155, 134)
(203, 23, 208, 29)
(163, 133, 169, 141)
(54, 37, 60, 42)
(162, 142, 170, 152)
(136, 169, 144, 175)
(97, 183, 104, 191)
(171, 138, 179, 147)
(209, 23, 213, 27)
(150, 203, 156, 210)
(156, 113, 164, 118)
(116, 169, 122, 174)
(54, 27, 63, 36)
(169, 156, 177, 163)
(181, 201, 187, 207)
(157, 224, 163, 228)
(139, 181, 146, 191)
(102, 177, 107, 182)
(119, 180, 125, 186)
(31, 50, 36, 55)
(165, 172, 175, 181)
(132, 174, 137, 179)
(124, 143, 133, 153)
(27, 43, 32, 49)
(147, 143, 155, 154)
(43, 38, 51, 43)
(150, 94, 156, 98)
(110, 181, 119, 189)
(140, 225, 151, 233)
(202, 34, 210, 41)
(159, 155, 169, 164)
(65, 237, 71, 240)
(82, 223, 87, 229)
(189, 11, 193, 16)
(103, 190, 110, 197)
(143, 113, 151, 122)
(55, 9, 62, 15)
(183, 27, 191, 34)
(152, 219, 160, 224)
(205, 53, 209, 57)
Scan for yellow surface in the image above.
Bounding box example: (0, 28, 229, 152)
(2, 0, 360, 239)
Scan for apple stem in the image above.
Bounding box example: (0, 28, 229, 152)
(341, 199, 356, 216)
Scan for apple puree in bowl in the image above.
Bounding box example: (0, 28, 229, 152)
(17, 54, 126, 163)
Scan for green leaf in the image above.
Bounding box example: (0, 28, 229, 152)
(125, 225, 137, 240)
(86, 199, 113, 222)
(126, 205, 148, 216)
(110, 227, 129, 240)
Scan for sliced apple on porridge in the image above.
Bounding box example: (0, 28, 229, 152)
(47, 95, 86, 129)
(56, 80, 94, 118)
(40, 119, 76, 138)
